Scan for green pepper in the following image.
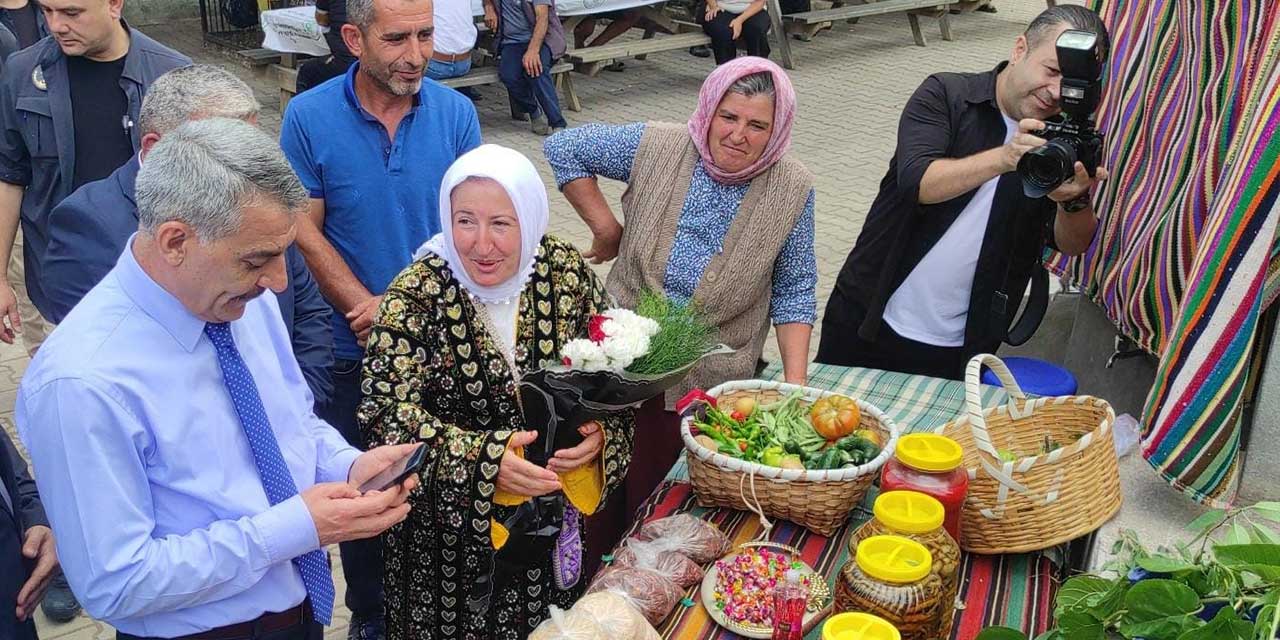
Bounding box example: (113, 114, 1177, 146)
(810, 448, 843, 470)
(761, 446, 786, 467)
(834, 435, 880, 465)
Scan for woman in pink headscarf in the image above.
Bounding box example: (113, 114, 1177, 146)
(544, 57, 816, 570)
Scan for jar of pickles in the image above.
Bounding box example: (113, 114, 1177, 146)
(880, 434, 968, 542)
(849, 491, 961, 640)
(834, 536, 943, 640)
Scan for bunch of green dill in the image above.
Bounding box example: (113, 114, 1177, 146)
(626, 289, 717, 375)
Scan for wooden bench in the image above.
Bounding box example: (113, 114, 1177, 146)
(783, 0, 958, 45)
(564, 31, 711, 76)
(237, 48, 286, 68)
(274, 60, 581, 112)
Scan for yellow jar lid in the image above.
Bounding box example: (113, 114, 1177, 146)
(894, 434, 964, 472)
(856, 535, 932, 584)
(822, 612, 901, 640)
(874, 490, 945, 534)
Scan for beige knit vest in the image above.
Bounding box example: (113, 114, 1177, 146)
(608, 122, 815, 408)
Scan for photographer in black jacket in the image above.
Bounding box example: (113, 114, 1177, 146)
(818, 5, 1112, 380)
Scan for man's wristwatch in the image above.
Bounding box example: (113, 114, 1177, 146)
(1062, 195, 1092, 213)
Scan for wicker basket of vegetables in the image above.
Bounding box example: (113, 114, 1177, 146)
(679, 380, 900, 536)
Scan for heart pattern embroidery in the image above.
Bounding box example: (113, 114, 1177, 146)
(361, 244, 624, 637)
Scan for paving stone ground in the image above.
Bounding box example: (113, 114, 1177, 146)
(4, 1, 1063, 637)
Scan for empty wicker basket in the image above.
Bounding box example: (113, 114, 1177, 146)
(680, 380, 900, 537)
(938, 354, 1121, 554)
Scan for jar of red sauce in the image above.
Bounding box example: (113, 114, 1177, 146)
(880, 434, 968, 543)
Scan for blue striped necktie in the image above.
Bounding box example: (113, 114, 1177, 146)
(204, 322, 335, 625)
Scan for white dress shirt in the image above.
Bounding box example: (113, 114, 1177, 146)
(16, 240, 360, 637)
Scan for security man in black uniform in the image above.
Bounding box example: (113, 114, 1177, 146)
(0, 0, 189, 344)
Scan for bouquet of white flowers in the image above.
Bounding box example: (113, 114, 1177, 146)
(494, 292, 728, 592)
(558, 309, 661, 373)
(519, 292, 730, 466)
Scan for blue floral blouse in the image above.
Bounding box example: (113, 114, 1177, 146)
(544, 122, 817, 325)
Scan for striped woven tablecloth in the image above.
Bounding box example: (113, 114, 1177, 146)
(615, 363, 1064, 639)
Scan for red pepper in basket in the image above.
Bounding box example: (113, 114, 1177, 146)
(676, 389, 718, 416)
(730, 410, 747, 422)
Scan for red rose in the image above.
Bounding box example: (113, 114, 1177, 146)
(588, 315, 608, 343)
(562, 356, 573, 366)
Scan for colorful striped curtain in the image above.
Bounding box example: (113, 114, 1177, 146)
(1052, 0, 1280, 506)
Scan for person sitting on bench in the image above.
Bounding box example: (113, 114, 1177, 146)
(484, 0, 568, 134)
(572, 10, 641, 71)
(697, 0, 769, 64)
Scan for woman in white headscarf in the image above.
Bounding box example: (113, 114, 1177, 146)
(357, 145, 635, 640)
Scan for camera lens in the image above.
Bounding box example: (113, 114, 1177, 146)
(1019, 138, 1078, 198)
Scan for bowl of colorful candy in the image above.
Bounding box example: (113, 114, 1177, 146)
(699, 542, 832, 638)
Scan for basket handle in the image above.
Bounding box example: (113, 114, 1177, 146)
(964, 354, 1032, 460)
(737, 469, 774, 541)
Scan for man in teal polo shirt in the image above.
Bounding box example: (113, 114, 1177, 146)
(278, 0, 480, 636)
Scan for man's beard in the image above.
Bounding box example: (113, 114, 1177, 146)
(363, 61, 422, 97)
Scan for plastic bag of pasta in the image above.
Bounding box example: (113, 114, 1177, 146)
(637, 514, 731, 563)
(529, 604, 607, 640)
(572, 591, 662, 640)
(613, 537, 704, 589)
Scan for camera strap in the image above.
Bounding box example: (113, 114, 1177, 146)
(1005, 262, 1050, 346)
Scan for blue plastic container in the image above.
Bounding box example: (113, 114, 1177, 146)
(980, 356, 1079, 397)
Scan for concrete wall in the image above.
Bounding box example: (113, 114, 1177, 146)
(999, 291, 1158, 418)
(1238, 315, 1280, 505)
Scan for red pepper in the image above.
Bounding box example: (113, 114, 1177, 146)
(738, 440, 748, 452)
(730, 410, 747, 422)
(676, 389, 718, 416)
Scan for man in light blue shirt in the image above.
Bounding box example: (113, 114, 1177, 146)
(16, 118, 417, 640)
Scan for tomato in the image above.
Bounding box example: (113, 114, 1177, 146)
(809, 395, 861, 440)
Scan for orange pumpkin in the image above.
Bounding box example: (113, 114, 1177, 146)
(809, 395, 860, 440)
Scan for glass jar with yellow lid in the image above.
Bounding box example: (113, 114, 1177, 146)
(880, 434, 968, 542)
(834, 536, 944, 640)
(849, 491, 961, 639)
(822, 612, 900, 640)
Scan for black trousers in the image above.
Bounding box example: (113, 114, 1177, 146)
(118, 625, 321, 640)
(117, 624, 321, 640)
(815, 292, 976, 381)
(698, 9, 771, 64)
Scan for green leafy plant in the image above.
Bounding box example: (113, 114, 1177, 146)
(627, 289, 718, 375)
(974, 502, 1280, 640)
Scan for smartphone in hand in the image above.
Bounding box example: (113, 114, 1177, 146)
(357, 443, 427, 494)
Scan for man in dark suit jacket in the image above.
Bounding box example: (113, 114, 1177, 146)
(40, 64, 335, 406)
(2, 428, 58, 640)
